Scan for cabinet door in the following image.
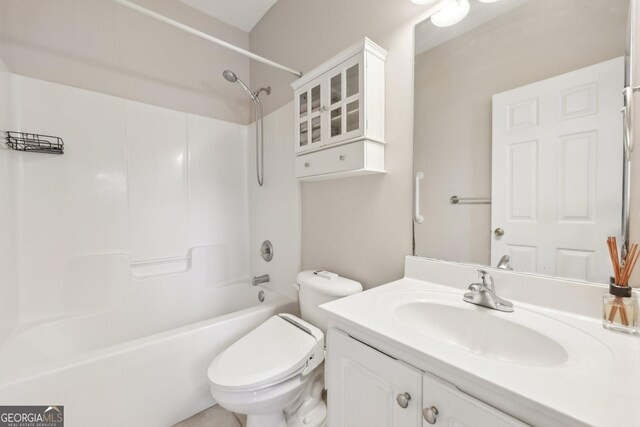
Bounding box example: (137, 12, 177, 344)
(295, 78, 326, 154)
(422, 373, 530, 427)
(326, 54, 365, 146)
(326, 329, 423, 427)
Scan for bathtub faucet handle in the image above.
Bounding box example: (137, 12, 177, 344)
(252, 274, 270, 286)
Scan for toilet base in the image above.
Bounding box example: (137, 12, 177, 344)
(246, 413, 287, 427)
(286, 400, 326, 427)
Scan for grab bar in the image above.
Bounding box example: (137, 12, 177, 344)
(415, 172, 424, 224)
(450, 195, 491, 205)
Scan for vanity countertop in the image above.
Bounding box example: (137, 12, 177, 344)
(321, 274, 640, 427)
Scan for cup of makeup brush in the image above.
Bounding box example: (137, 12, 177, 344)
(603, 280, 638, 334)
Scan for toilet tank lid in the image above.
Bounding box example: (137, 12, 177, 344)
(296, 270, 363, 297)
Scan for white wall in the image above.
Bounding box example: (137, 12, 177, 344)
(0, 0, 252, 124)
(249, 0, 439, 289)
(0, 58, 18, 345)
(248, 102, 300, 298)
(7, 74, 251, 325)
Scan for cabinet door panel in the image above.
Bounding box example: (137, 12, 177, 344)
(326, 54, 365, 146)
(422, 373, 530, 427)
(327, 329, 422, 427)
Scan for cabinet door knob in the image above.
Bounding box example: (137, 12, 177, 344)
(339, 155, 345, 161)
(304, 162, 310, 168)
(396, 392, 411, 409)
(423, 406, 439, 424)
(494, 227, 505, 237)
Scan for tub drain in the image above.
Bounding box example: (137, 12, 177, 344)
(258, 290, 265, 302)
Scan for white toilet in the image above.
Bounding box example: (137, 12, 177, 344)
(207, 270, 362, 427)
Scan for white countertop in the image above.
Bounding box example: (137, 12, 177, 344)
(321, 274, 640, 427)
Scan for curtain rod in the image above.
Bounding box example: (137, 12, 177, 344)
(111, 0, 303, 78)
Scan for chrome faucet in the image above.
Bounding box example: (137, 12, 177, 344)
(463, 270, 514, 312)
(252, 274, 270, 286)
(496, 255, 513, 270)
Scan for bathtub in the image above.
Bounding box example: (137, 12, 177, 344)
(0, 282, 297, 427)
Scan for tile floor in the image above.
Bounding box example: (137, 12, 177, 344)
(173, 405, 247, 427)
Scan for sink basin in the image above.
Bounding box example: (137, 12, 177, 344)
(395, 300, 569, 367)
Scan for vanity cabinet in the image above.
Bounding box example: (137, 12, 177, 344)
(326, 328, 528, 427)
(291, 38, 386, 181)
(326, 328, 423, 427)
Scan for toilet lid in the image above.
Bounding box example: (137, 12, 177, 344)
(208, 315, 324, 391)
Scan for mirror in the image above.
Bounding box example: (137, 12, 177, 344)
(413, 0, 630, 283)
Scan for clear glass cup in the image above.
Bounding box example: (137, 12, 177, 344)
(603, 284, 638, 334)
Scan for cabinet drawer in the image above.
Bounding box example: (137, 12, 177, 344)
(295, 140, 384, 180)
(296, 141, 365, 178)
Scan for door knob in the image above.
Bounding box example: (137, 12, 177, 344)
(396, 392, 411, 408)
(494, 227, 505, 237)
(423, 406, 439, 424)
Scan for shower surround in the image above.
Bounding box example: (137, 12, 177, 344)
(0, 71, 300, 425)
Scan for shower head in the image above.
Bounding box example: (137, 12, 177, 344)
(223, 70, 237, 82)
(223, 70, 256, 101)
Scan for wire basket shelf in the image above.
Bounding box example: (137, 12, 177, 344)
(5, 131, 64, 154)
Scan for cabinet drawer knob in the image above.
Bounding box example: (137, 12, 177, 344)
(396, 392, 411, 409)
(339, 155, 345, 161)
(304, 162, 310, 168)
(423, 406, 439, 424)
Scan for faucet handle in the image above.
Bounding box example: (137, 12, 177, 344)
(476, 269, 494, 291)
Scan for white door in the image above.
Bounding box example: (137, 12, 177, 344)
(422, 373, 529, 427)
(326, 328, 423, 427)
(492, 57, 624, 282)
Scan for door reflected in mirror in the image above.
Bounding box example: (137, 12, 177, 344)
(413, 0, 630, 283)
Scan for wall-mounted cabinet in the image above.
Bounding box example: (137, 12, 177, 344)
(291, 38, 386, 181)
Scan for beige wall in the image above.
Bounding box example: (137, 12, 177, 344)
(0, 0, 252, 124)
(249, 0, 438, 288)
(414, 0, 628, 266)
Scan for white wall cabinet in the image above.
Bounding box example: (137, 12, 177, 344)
(291, 38, 386, 181)
(326, 328, 529, 427)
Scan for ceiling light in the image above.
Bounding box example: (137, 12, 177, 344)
(431, 0, 470, 27)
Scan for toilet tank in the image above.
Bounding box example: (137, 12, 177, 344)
(296, 270, 363, 333)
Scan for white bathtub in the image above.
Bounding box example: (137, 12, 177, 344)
(0, 282, 297, 427)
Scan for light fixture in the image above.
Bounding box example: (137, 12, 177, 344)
(478, 0, 501, 3)
(430, 0, 470, 27)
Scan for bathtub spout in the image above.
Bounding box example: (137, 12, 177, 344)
(252, 274, 270, 286)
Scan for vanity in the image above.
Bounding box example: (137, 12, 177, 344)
(321, 257, 640, 427)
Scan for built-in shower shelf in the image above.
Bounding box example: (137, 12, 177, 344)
(130, 255, 191, 278)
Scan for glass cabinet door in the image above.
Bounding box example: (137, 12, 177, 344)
(326, 55, 363, 145)
(296, 80, 325, 153)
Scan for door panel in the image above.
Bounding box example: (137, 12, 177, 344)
(422, 373, 529, 427)
(326, 329, 422, 427)
(492, 57, 624, 282)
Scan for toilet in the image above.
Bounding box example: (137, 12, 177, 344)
(207, 270, 363, 427)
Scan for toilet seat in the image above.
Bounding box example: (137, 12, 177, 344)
(208, 314, 324, 392)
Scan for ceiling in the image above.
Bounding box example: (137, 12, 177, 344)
(178, 0, 279, 32)
(415, 0, 529, 56)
